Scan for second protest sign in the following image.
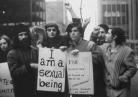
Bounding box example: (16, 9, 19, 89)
(67, 52, 94, 95)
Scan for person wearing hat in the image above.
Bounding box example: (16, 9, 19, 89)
(7, 24, 38, 97)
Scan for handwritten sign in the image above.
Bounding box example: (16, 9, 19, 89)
(37, 48, 66, 92)
(0, 62, 15, 97)
(67, 52, 94, 95)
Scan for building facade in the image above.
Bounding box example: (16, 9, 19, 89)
(45, 0, 67, 35)
(0, 0, 46, 37)
(98, 0, 129, 37)
(99, 0, 138, 55)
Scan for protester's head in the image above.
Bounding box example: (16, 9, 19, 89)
(13, 24, 31, 49)
(111, 27, 126, 45)
(31, 26, 46, 47)
(90, 24, 109, 45)
(111, 28, 126, 45)
(98, 24, 109, 33)
(66, 22, 84, 41)
(105, 28, 112, 43)
(98, 24, 109, 41)
(0, 35, 11, 52)
(45, 23, 60, 38)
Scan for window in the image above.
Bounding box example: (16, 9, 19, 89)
(121, 4, 125, 12)
(107, 5, 111, 12)
(112, 4, 116, 12)
(117, 5, 120, 11)
(103, 5, 106, 12)
(122, 16, 126, 24)
(112, 17, 116, 26)
(107, 17, 111, 25)
(117, 17, 121, 25)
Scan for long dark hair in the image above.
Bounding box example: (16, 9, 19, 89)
(66, 22, 84, 38)
(44, 23, 61, 48)
(0, 35, 12, 52)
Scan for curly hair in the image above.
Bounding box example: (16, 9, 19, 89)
(98, 24, 109, 33)
(66, 22, 84, 37)
(111, 27, 126, 45)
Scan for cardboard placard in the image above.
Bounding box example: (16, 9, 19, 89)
(37, 48, 66, 92)
(67, 52, 94, 95)
(0, 62, 15, 97)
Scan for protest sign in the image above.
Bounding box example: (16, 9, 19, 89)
(67, 52, 94, 95)
(37, 47, 66, 92)
(0, 62, 15, 97)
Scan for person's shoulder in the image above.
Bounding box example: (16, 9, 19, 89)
(7, 49, 18, 57)
(100, 43, 110, 50)
(8, 49, 17, 53)
(79, 39, 89, 46)
(82, 39, 89, 43)
(96, 45, 103, 53)
(91, 44, 103, 55)
(123, 45, 133, 52)
(8, 49, 22, 55)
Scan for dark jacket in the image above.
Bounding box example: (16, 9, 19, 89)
(7, 48, 38, 97)
(67, 39, 106, 97)
(0, 50, 9, 63)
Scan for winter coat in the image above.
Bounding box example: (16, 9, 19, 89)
(0, 50, 9, 63)
(7, 48, 38, 97)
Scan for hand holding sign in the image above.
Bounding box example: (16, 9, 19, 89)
(71, 49, 79, 56)
(30, 63, 38, 69)
(59, 46, 67, 52)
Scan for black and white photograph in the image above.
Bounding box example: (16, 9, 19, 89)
(0, 0, 138, 97)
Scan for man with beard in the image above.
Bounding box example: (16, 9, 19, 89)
(7, 24, 37, 97)
(90, 24, 109, 45)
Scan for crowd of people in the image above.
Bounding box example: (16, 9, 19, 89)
(0, 3, 137, 97)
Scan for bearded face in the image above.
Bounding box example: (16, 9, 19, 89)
(18, 31, 30, 47)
